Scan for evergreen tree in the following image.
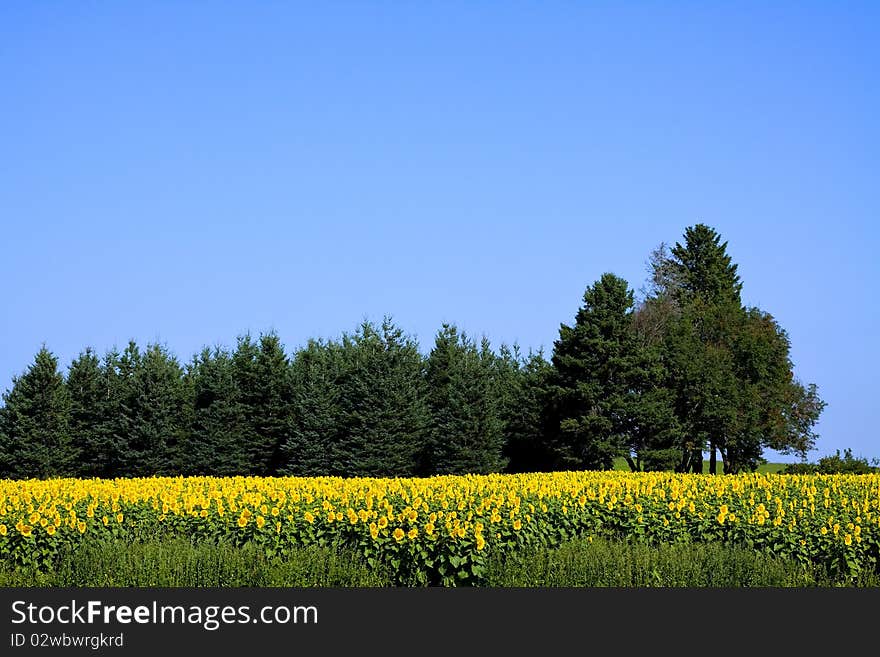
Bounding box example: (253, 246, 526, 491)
(280, 339, 343, 476)
(547, 273, 665, 470)
(240, 332, 293, 476)
(110, 341, 141, 476)
(183, 347, 248, 476)
(332, 318, 429, 477)
(498, 347, 557, 473)
(0, 347, 72, 478)
(93, 348, 126, 477)
(116, 342, 186, 477)
(492, 344, 527, 468)
(669, 223, 743, 306)
(423, 324, 505, 475)
(231, 333, 260, 474)
(66, 348, 108, 477)
(669, 226, 744, 472)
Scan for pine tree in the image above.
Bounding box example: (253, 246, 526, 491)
(492, 344, 527, 469)
(547, 273, 664, 470)
(240, 332, 293, 476)
(669, 223, 743, 306)
(95, 348, 130, 477)
(231, 333, 260, 474)
(116, 342, 186, 477)
(332, 318, 429, 477)
(0, 347, 72, 478)
(423, 324, 505, 475)
(183, 347, 248, 476)
(497, 347, 557, 473)
(109, 341, 141, 477)
(66, 348, 107, 477)
(280, 339, 343, 476)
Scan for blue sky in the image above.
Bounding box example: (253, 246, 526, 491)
(1, 3, 877, 461)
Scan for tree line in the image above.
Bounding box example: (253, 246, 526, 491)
(0, 225, 825, 480)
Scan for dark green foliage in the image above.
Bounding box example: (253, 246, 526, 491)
(546, 273, 673, 471)
(91, 349, 126, 477)
(624, 386, 682, 472)
(640, 225, 825, 473)
(722, 307, 798, 472)
(278, 339, 342, 476)
(117, 343, 187, 477)
(237, 333, 294, 476)
(668, 223, 743, 306)
(104, 342, 140, 476)
(773, 381, 826, 459)
(330, 318, 429, 477)
(423, 325, 506, 475)
(281, 318, 432, 477)
(182, 347, 248, 476)
(783, 449, 879, 475)
(226, 333, 295, 476)
(819, 449, 876, 474)
(659, 298, 744, 472)
(650, 228, 750, 472)
(0, 347, 72, 478)
(66, 348, 110, 478)
(780, 461, 820, 475)
(0, 224, 827, 479)
(498, 347, 558, 473)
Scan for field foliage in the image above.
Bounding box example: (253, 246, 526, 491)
(1, 472, 878, 585)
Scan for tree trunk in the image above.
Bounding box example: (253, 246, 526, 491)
(691, 448, 703, 474)
(709, 443, 717, 475)
(625, 456, 638, 472)
(677, 449, 689, 473)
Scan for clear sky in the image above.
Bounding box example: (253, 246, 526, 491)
(1, 3, 877, 461)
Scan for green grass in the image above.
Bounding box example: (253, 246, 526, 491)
(756, 462, 788, 474)
(611, 457, 788, 474)
(485, 537, 880, 587)
(3, 537, 876, 587)
(0, 539, 391, 587)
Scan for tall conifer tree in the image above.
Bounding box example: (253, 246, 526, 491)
(240, 333, 293, 476)
(120, 343, 186, 476)
(331, 318, 429, 477)
(0, 347, 72, 478)
(66, 348, 107, 477)
(423, 324, 505, 475)
(280, 339, 342, 476)
(183, 347, 248, 476)
(547, 274, 666, 470)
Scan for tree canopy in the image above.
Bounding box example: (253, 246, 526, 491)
(0, 225, 826, 479)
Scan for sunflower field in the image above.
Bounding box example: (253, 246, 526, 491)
(1, 472, 878, 585)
